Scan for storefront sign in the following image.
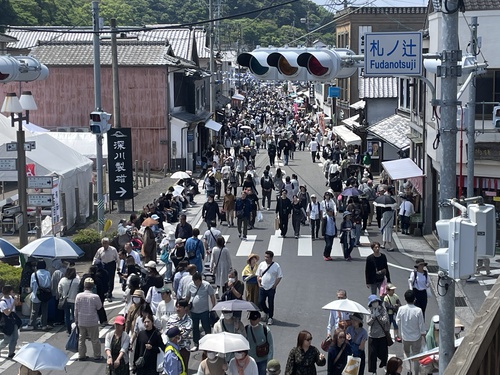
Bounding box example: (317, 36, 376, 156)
(472, 143, 500, 161)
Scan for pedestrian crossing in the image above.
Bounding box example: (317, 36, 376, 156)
(200, 229, 374, 259)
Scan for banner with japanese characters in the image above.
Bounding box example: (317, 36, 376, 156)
(107, 128, 134, 200)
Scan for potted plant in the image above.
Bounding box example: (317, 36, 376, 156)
(72, 228, 101, 260)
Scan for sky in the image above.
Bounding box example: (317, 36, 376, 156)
(311, 0, 428, 9)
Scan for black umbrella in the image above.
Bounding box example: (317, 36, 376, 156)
(373, 194, 397, 208)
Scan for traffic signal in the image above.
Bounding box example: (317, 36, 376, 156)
(468, 204, 496, 258)
(493, 106, 500, 128)
(435, 217, 477, 279)
(237, 46, 360, 82)
(0, 56, 49, 83)
(89, 111, 112, 134)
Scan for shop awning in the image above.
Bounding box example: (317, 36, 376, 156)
(331, 125, 361, 146)
(232, 93, 245, 100)
(367, 114, 410, 150)
(205, 119, 223, 132)
(350, 100, 365, 110)
(382, 158, 423, 180)
(342, 114, 361, 129)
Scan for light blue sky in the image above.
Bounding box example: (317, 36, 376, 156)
(311, 0, 428, 9)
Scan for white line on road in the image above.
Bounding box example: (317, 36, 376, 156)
(297, 235, 312, 256)
(268, 230, 283, 256)
(236, 235, 257, 256)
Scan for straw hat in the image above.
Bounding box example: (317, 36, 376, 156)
(247, 253, 260, 263)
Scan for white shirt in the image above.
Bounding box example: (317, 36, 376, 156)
(329, 163, 340, 175)
(395, 303, 426, 341)
(408, 270, 429, 291)
(257, 261, 283, 290)
(399, 200, 415, 217)
(321, 199, 337, 217)
(306, 201, 321, 220)
(145, 286, 163, 314)
(308, 140, 319, 152)
(228, 356, 259, 375)
(128, 249, 142, 267)
(156, 299, 176, 332)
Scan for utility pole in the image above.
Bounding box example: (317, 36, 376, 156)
(110, 18, 125, 213)
(92, 1, 105, 232)
(438, 0, 460, 373)
(466, 16, 478, 198)
(209, 0, 215, 116)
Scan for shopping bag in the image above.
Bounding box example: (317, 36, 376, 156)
(274, 217, 280, 230)
(379, 276, 388, 297)
(257, 211, 264, 222)
(342, 355, 361, 375)
(157, 351, 165, 373)
(66, 326, 79, 352)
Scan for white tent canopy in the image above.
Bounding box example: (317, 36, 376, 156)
(47, 132, 108, 159)
(382, 158, 424, 180)
(0, 119, 93, 228)
(331, 125, 362, 146)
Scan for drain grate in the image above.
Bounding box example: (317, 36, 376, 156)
(455, 296, 467, 307)
(427, 265, 439, 273)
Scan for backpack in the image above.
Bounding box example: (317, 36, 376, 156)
(412, 270, 428, 286)
(262, 176, 273, 190)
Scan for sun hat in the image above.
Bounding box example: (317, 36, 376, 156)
(367, 294, 382, 307)
(145, 260, 157, 269)
(414, 258, 428, 268)
(175, 238, 186, 245)
(132, 289, 145, 299)
(387, 283, 397, 290)
(247, 253, 260, 263)
(167, 231, 175, 241)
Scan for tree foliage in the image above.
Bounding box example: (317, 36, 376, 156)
(4, 0, 334, 50)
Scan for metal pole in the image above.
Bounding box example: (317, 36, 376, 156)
(209, 0, 215, 116)
(92, 1, 105, 232)
(438, 1, 460, 373)
(466, 16, 478, 198)
(111, 18, 125, 213)
(16, 119, 28, 247)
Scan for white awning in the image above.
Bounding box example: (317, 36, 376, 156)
(205, 119, 223, 132)
(350, 100, 365, 110)
(331, 125, 361, 146)
(232, 94, 245, 100)
(382, 158, 423, 180)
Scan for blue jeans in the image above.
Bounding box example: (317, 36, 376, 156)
(283, 154, 289, 165)
(324, 234, 334, 257)
(259, 287, 276, 319)
(256, 359, 268, 375)
(65, 302, 75, 333)
(191, 311, 211, 345)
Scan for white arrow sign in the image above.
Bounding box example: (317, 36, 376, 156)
(28, 194, 53, 207)
(116, 187, 127, 198)
(0, 158, 17, 171)
(28, 176, 54, 189)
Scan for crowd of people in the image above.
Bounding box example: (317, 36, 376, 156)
(0, 86, 458, 375)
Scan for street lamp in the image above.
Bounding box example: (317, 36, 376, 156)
(1, 91, 37, 247)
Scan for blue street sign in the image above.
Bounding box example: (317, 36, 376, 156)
(364, 32, 422, 76)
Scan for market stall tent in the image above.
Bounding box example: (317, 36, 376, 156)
(0, 123, 93, 229)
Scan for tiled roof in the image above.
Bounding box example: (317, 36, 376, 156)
(6, 26, 196, 61)
(367, 114, 410, 150)
(194, 28, 210, 59)
(359, 76, 398, 99)
(28, 41, 196, 67)
(430, 0, 500, 11)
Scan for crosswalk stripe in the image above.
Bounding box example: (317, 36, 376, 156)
(358, 246, 373, 257)
(331, 238, 343, 258)
(236, 235, 257, 256)
(478, 279, 497, 286)
(359, 235, 370, 246)
(297, 235, 312, 256)
(269, 230, 284, 256)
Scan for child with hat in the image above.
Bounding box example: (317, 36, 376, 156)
(383, 284, 402, 342)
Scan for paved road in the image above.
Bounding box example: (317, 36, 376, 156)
(0, 148, 492, 374)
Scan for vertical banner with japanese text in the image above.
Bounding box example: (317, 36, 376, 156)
(107, 128, 134, 201)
